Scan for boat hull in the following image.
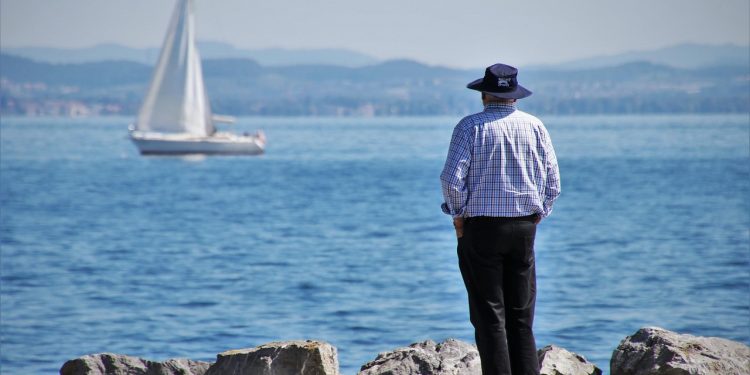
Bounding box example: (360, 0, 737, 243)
(130, 133, 265, 155)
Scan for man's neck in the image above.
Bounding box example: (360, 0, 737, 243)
(484, 100, 516, 108)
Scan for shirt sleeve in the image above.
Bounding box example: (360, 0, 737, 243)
(540, 126, 561, 217)
(440, 120, 473, 218)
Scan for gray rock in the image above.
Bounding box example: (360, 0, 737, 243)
(204, 340, 339, 375)
(610, 327, 750, 375)
(358, 339, 481, 375)
(538, 345, 602, 375)
(359, 339, 603, 375)
(59, 353, 211, 375)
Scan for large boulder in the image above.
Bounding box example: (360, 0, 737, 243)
(358, 339, 481, 375)
(204, 340, 339, 375)
(538, 345, 602, 375)
(358, 339, 600, 375)
(59, 353, 211, 375)
(611, 327, 750, 375)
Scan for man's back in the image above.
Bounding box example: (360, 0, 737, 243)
(440, 102, 560, 220)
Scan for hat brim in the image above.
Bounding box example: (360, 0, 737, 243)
(467, 78, 532, 99)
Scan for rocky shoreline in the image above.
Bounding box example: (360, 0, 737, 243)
(60, 327, 749, 375)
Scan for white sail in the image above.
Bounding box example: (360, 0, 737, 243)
(135, 0, 215, 136)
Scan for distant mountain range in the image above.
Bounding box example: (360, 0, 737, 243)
(537, 43, 749, 70)
(1, 47, 748, 117)
(1, 42, 380, 68)
(2, 42, 747, 69)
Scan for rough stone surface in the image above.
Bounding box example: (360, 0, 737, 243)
(358, 339, 482, 375)
(358, 339, 604, 375)
(610, 327, 750, 375)
(204, 340, 339, 375)
(59, 353, 211, 375)
(538, 345, 602, 375)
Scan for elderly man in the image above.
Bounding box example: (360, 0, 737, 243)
(440, 63, 561, 375)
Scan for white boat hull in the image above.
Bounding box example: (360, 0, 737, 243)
(130, 131, 265, 155)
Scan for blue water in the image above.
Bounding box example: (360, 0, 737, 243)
(1, 114, 748, 374)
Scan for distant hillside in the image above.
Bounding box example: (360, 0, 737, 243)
(544, 43, 749, 70)
(5, 43, 748, 71)
(1, 53, 747, 116)
(522, 61, 748, 114)
(1, 42, 380, 68)
(0, 54, 151, 88)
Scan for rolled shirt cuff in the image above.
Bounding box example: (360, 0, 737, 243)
(441, 202, 465, 218)
(542, 200, 556, 218)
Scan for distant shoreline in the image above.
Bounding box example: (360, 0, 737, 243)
(2, 51, 748, 118)
(1, 112, 748, 120)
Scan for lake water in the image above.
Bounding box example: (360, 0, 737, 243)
(1, 114, 748, 374)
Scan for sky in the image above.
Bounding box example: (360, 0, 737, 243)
(1, 0, 749, 68)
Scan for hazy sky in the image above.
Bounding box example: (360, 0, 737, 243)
(1, 0, 748, 68)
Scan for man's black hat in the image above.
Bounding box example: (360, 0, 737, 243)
(467, 63, 532, 99)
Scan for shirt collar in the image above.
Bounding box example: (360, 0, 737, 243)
(484, 102, 516, 111)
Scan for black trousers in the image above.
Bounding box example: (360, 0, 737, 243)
(457, 215, 539, 375)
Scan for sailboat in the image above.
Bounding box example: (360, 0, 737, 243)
(129, 0, 265, 155)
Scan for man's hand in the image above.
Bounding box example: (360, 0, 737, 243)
(453, 217, 465, 239)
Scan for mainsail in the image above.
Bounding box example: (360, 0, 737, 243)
(136, 0, 215, 136)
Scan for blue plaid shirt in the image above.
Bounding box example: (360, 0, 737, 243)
(440, 103, 560, 218)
